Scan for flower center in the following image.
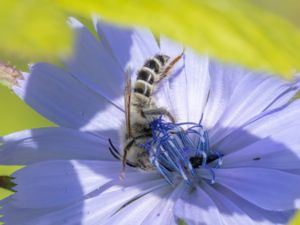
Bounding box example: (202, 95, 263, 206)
(143, 117, 223, 186)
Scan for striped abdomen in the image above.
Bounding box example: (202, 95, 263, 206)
(133, 54, 170, 97)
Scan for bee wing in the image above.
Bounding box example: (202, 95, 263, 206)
(125, 69, 132, 137)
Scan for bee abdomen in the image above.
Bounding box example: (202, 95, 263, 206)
(133, 54, 170, 98)
(137, 68, 155, 84)
(134, 80, 152, 97)
(144, 55, 170, 74)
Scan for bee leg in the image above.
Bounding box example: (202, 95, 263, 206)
(122, 138, 135, 172)
(108, 138, 137, 168)
(142, 107, 175, 123)
(133, 133, 152, 139)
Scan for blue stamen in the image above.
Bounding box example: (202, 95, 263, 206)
(207, 167, 216, 184)
(143, 116, 223, 186)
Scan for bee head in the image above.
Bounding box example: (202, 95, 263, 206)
(155, 54, 170, 66)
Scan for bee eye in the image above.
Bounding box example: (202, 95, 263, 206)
(145, 59, 159, 73)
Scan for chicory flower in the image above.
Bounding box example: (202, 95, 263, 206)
(1, 17, 300, 225)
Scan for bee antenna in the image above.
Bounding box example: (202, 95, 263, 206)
(108, 138, 137, 173)
(160, 49, 185, 81)
(108, 139, 121, 156)
(109, 147, 121, 160)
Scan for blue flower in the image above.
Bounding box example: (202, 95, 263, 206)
(1, 17, 300, 224)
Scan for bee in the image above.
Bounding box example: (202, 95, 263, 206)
(109, 52, 184, 172)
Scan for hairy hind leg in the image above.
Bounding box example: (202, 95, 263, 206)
(142, 107, 175, 123)
(121, 133, 153, 172)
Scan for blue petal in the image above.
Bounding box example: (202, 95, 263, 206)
(184, 49, 210, 124)
(199, 168, 300, 211)
(214, 183, 294, 225)
(222, 128, 300, 170)
(0, 127, 115, 165)
(94, 17, 159, 75)
(65, 18, 125, 110)
(101, 185, 171, 225)
(174, 183, 223, 225)
(158, 36, 187, 122)
(200, 59, 299, 144)
(209, 68, 299, 146)
(155, 41, 211, 124)
(141, 183, 185, 225)
(202, 182, 257, 225)
(13, 63, 123, 138)
(202, 60, 247, 130)
(1, 171, 162, 225)
(218, 99, 300, 154)
(0, 197, 56, 225)
(12, 160, 124, 208)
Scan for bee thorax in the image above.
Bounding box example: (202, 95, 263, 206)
(128, 109, 152, 135)
(131, 92, 151, 107)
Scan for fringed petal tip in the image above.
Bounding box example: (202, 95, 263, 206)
(67, 17, 83, 28)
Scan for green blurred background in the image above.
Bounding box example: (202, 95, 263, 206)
(1, 0, 300, 224)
